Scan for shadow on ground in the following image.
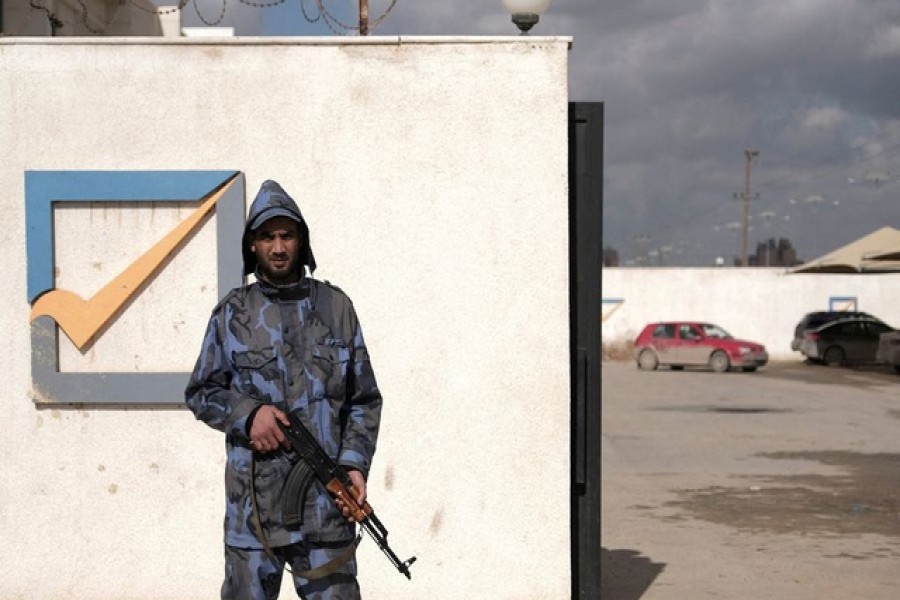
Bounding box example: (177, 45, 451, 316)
(663, 451, 900, 549)
(600, 547, 665, 599)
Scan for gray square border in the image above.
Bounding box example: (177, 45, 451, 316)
(30, 173, 245, 405)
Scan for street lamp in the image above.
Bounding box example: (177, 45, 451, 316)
(736, 148, 759, 267)
(502, 0, 552, 34)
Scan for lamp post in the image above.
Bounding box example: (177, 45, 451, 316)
(502, 0, 552, 34)
(733, 149, 759, 267)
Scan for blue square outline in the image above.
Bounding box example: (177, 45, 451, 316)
(27, 171, 246, 405)
(828, 296, 858, 312)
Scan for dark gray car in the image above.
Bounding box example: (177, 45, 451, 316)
(799, 318, 895, 366)
(876, 331, 900, 373)
(791, 311, 884, 353)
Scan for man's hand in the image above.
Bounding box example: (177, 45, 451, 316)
(334, 469, 367, 522)
(249, 405, 292, 454)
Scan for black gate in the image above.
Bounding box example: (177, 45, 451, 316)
(569, 102, 603, 598)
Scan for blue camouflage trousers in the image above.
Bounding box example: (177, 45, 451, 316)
(222, 541, 361, 600)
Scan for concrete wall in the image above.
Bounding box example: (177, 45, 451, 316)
(0, 38, 572, 599)
(602, 267, 900, 360)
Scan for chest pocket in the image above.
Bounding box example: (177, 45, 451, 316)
(309, 341, 351, 399)
(233, 348, 282, 402)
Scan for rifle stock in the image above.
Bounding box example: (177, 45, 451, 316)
(279, 411, 417, 579)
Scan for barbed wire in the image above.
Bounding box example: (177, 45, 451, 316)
(239, 0, 287, 8)
(154, 1, 192, 16)
(300, 0, 397, 34)
(193, 0, 227, 27)
(27, 0, 63, 32)
(77, 0, 121, 34)
(15, 0, 395, 37)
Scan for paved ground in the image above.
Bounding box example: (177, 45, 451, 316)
(601, 359, 900, 599)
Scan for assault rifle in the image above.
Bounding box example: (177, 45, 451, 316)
(278, 411, 416, 580)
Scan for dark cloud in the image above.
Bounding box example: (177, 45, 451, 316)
(159, 0, 900, 265)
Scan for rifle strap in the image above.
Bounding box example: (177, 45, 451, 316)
(249, 454, 362, 580)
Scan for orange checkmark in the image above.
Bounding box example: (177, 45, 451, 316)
(601, 300, 624, 323)
(30, 174, 239, 351)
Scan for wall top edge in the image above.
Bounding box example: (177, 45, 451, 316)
(0, 35, 573, 48)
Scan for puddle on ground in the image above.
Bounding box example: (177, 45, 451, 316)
(662, 451, 900, 546)
(652, 405, 792, 414)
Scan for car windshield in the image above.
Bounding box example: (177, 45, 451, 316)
(701, 324, 732, 339)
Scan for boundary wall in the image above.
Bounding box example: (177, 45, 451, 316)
(602, 267, 900, 361)
(0, 37, 572, 599)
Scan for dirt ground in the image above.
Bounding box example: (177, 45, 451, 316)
(601, 360, 900, 599)
(665, 450, 900, 542)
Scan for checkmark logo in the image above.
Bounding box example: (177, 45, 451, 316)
(602, 298, 625, 323)
(29, 173, 239, 351)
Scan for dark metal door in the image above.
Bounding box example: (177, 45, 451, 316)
(569, 102, 603, 598)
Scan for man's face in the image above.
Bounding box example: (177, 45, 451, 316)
(251, 216, 302, 284)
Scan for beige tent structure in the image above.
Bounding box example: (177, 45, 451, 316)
(867, 246, 900, 261)
(789, 226, 900, 273)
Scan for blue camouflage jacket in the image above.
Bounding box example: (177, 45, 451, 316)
(185, 182, 382, 548)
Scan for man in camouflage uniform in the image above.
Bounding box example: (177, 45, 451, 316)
(185, 180, 383, 599)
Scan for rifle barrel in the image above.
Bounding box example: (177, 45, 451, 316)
(280, 412, 416, 579)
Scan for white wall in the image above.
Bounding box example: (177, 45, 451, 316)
(602, 267, 900, 360)
(0, 37, 572, 599)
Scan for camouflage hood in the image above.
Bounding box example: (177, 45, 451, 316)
(242, 180, 317, 276)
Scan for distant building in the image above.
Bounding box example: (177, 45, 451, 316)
(748, 238, 801, 267)
(603, 246, 620, 267)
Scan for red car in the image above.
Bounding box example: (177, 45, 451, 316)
(634, 321, 769, 373)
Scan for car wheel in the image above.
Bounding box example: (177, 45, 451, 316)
(637, 349, 659, 371)
(742, 366, 757, 373)
(823, 346, 846, 367)
(709, 350, 730, 373)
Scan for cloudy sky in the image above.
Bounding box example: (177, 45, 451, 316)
(175, 0, 900, 266)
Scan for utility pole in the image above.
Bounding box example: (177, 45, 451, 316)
(736, 149, 759, 266)
(359, 0, 369, 35)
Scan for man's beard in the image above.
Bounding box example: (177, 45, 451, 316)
(259, 255, 299, 284)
